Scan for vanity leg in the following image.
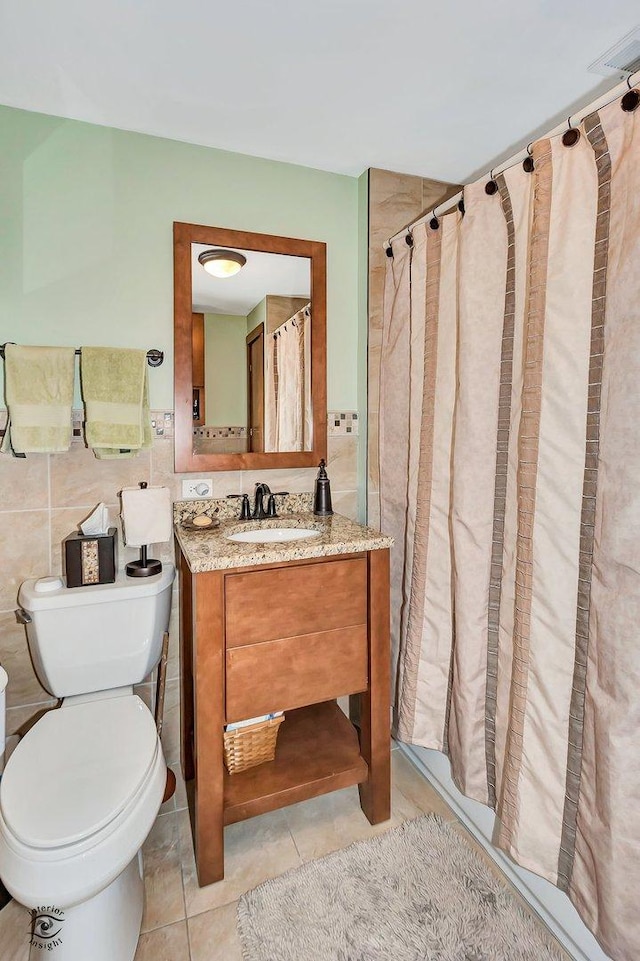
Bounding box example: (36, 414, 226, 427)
(358, 549, 391, 825)
(193, 570, 226, 885)
(178, 549, 195, 782)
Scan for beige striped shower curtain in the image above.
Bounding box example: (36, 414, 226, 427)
(380, 96, 640, 961)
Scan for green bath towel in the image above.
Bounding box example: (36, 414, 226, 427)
(81, 347, 152, 459)
(1, 344, 75, 454)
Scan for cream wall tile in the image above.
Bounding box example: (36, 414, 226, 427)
(50, 443, 151, 508)
(177, 808, 301, 916)
(0, 510, 50, 611)
(134, 920, 189, 961)
(141, 812, 185, 933)
(326, 435, 358, 491)
(5, 701, 57, 737)
(0, 611, 51, 708)
(242, 466, 316, 496)
(150, 437, 243, 501)
(332, 490, 358, 521)
(0, 454, 49, 512)
(188, 903, 243, 961)
(368, 496, 381, 531)
(368, 411, 379, 492)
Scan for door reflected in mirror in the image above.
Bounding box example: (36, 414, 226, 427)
(191, 244, 313, 456)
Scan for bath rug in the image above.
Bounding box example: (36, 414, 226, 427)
(237, 814, 564, 961)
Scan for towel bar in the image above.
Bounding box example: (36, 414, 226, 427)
(0, 344, 164, 367)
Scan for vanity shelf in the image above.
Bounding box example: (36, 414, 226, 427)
(223, 700, 368, 825)
(176, 522, 391, 886)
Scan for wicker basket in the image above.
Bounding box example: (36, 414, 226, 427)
(223, 714, 285, 774)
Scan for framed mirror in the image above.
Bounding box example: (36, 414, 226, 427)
(174, 223, 327, 472)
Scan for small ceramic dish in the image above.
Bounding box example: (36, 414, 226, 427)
(181, 516, 220, 533)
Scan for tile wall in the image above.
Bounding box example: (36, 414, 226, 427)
(366, 169, 460, 528)
(0, 411, 359, 767)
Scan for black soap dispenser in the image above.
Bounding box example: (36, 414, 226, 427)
(313, 459, 333, 516)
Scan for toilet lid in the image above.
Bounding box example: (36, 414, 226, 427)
(0, 695, 159, 850)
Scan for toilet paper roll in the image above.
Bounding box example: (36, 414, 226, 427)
(121, 486, 172, 547)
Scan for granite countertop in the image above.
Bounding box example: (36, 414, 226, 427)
(173, 493, 393, 573)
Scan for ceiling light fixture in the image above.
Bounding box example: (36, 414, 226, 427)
(198, 248, 246, 278)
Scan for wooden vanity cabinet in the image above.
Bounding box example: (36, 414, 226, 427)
(177, 548, 391, 886)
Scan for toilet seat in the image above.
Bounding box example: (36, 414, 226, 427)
(0, 695, 166, 909)
(1, 695, 158, 851)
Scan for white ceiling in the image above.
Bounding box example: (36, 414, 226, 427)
(0, 2, 638, 182)
(192, 245, 310, 316)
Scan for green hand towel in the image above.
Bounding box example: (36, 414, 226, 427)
(1, 345, 75, 454)
(81, 347, 152, 459)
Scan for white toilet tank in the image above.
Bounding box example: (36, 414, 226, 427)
(17, 564, 175, 698)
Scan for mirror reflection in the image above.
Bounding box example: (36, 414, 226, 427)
(191, 244, 312, 455)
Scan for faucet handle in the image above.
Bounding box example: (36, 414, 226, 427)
(227, 493, 251, 520)
(266, 491, 289, 518)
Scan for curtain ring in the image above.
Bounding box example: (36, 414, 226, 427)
(485, 169, 498, 195)
(429, 210, 440, 230)
(405, 231, 414, 247)
(457, 196, 465, 215)
(385, 243, 394, 258)
(621, 85, 640, 112)
(562, 117, 580, 147)
(523, 142, 535, 173)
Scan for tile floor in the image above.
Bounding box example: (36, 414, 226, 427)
(1, 747, 566, 961)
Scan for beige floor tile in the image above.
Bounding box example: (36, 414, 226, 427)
(160, 678, 181, 765)
(141, 812, 185, 933)
(188, 902, 243, 961)
(134, 920, 190, 961)
(391, 749, 457, 821)
(177, 807, 301, 917)
(173, 766, 188, 812)
(284, 784, 409, 863)
(0, 899, 31, 961)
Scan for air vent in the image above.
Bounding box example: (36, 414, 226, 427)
(589, 27, 640, 79)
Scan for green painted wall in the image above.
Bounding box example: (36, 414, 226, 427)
(0, 105, 359, 411)
(357, 169, 370, 522)
(204, 314, 248, 425)
(246, 299, 266, 335)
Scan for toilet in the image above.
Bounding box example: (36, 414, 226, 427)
(0, 563, 175, 961)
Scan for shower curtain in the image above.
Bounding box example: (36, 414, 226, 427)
(380, 95, 640, 961)
(270, 305, 312, 451)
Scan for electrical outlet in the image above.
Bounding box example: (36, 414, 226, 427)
(182, 478, 213, 499)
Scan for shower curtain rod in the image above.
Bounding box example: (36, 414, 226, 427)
(387, 68, 640, 247)
(271, 303, 311, 338)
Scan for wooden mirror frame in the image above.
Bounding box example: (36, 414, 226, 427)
(174, 222, 327, 472)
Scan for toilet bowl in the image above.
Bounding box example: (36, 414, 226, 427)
(0, 564, 175, 960)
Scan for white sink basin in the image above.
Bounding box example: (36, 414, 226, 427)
(226, 527, 321, 544)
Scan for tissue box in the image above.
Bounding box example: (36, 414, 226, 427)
(63, 528, 118, 588)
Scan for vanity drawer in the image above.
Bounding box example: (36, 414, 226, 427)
(225, 556, 367, 649)
(225, 626, 368, 722)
